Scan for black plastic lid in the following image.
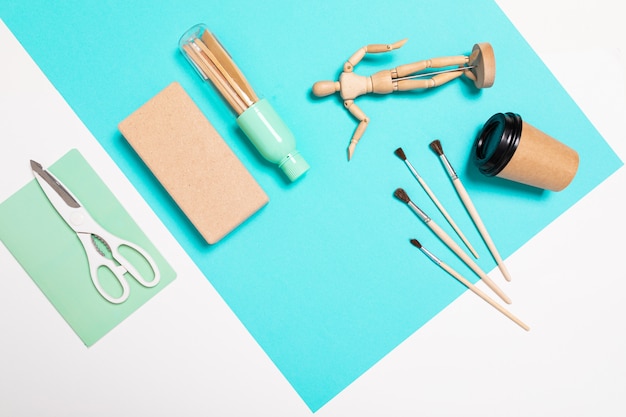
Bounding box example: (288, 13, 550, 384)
(472, 112, 522, 176)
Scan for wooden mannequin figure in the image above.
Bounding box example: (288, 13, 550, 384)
(312, 40, 496, 160)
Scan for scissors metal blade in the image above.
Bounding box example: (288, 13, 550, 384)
(30, 160, 80, 209)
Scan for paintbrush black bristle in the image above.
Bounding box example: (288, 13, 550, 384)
(394, 147, 406, 160)
(410, 239, 422, 249)
(393, 188, 410, 203)
(429, 139, 443, 156)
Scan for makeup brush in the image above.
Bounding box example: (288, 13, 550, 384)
(394, 147, 479, 258)
(429, 140, 512, 282)
(410, 239, 529, 331)
(394, 188, 511, 304)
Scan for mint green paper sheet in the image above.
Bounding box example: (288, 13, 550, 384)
(0, 149, 176, 346)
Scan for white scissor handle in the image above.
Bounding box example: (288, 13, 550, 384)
(78, 231, 161, 304)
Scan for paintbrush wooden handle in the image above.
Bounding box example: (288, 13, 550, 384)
(418, 176, 479, 259)
(427, 219, 511, 304)
(440, 262, 529, 331)
(453, 178, 512, 282)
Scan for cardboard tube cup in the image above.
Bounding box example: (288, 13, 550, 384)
(472, 112, 579, 191)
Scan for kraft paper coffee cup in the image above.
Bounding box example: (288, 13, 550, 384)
(472, 112, 579, 191)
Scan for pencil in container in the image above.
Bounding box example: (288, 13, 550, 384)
(179, 24, 310, 182)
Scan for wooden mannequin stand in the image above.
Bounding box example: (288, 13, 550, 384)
(312, 41, 495, 160)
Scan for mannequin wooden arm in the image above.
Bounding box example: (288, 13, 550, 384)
(344, 39, 408, 72)
(344, 100, 369, 160)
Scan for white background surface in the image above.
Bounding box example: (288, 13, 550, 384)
(1, 1, 625, 415)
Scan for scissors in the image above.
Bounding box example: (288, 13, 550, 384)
(30, 159, 161, 304)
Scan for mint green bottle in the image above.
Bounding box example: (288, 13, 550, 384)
(236, 99, 309, 181)
(179, 24, 310, 182)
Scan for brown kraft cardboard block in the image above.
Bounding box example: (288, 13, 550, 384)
(119, 81, 269, 244)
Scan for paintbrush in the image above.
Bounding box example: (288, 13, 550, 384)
(394, 147, 479, 258)
(410, 239, 529, 331)
(429, 140, 512, 282)
(394, 188, 511, 304)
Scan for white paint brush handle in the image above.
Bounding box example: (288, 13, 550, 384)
(427, 219, 511, 304)
(440, 262, 529, 331)
(417, 176, 480, 259)
(453, 178, 512, 281)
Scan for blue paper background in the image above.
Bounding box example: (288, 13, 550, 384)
(1, 0, 622, 411)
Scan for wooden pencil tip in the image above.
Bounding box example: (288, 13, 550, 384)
(394, 188, 410, 204)
(429, 139, 443, 155)
(394, 147, 406, 160)
(409, 238, 422, 249)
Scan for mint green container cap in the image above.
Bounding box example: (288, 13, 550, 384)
(279, 151, 309, 182)
(236, 98, 310, 182)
